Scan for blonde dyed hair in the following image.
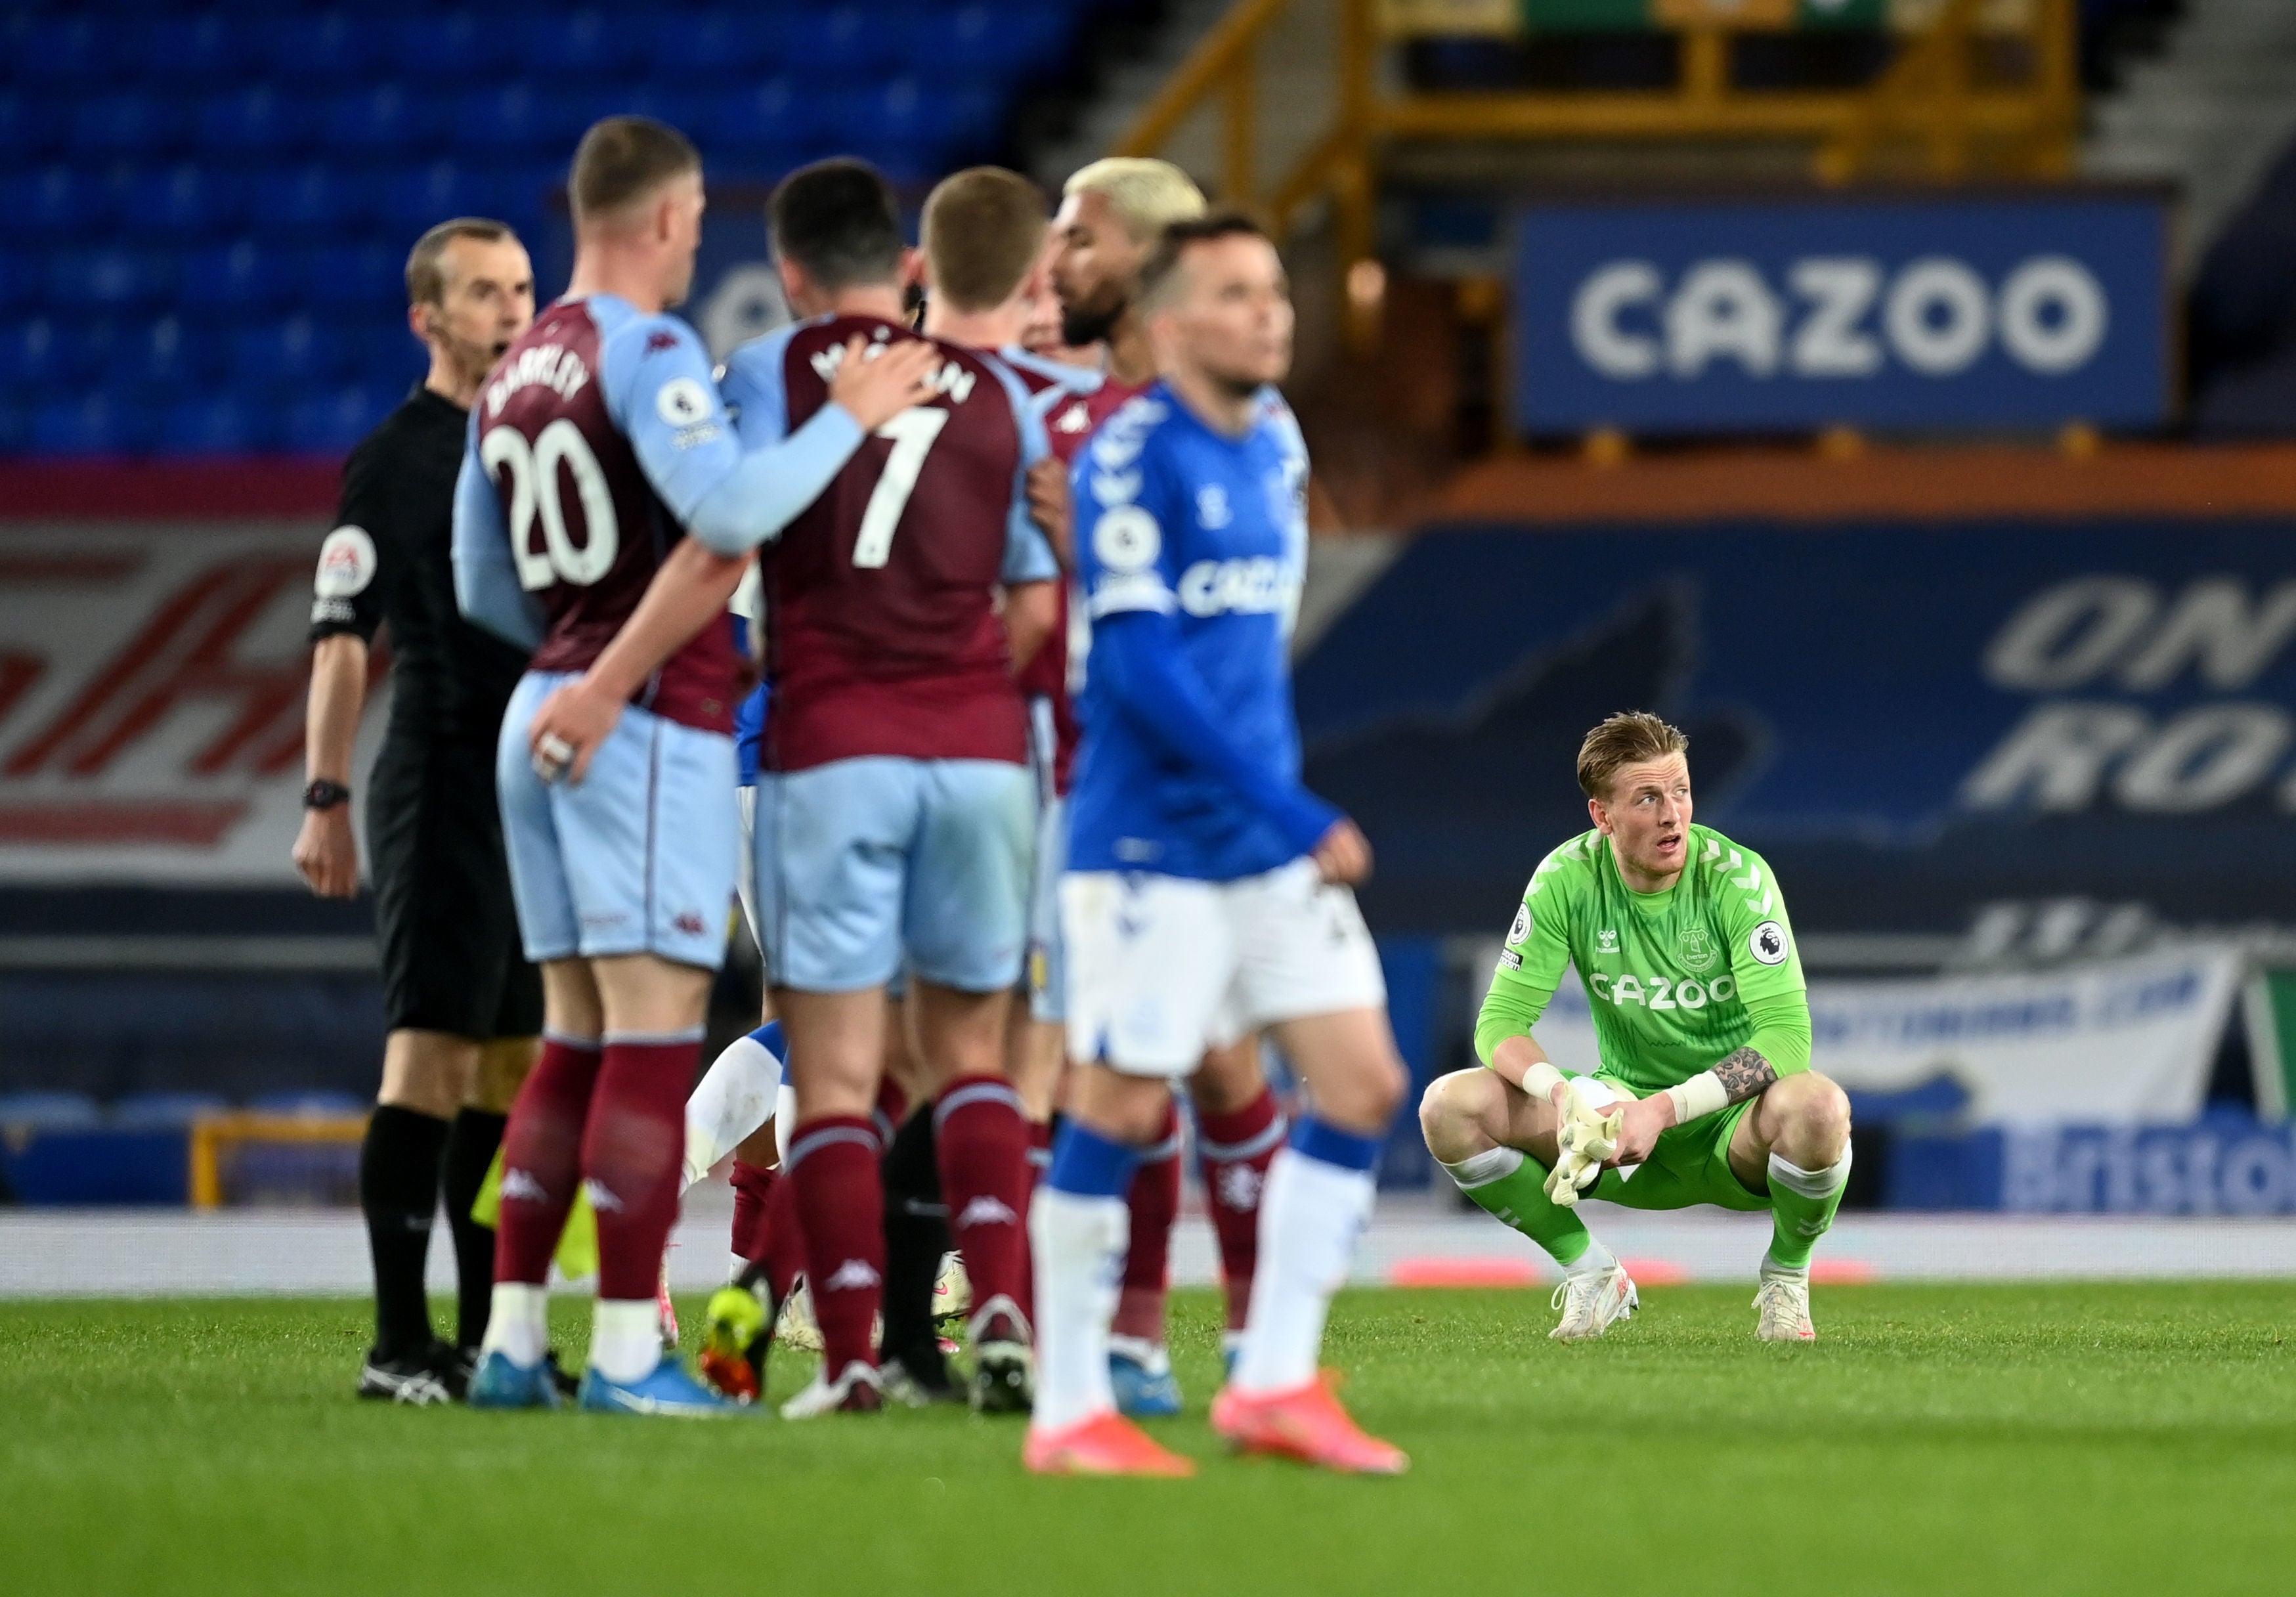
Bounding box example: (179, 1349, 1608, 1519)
(1062, 157, 1206, 242)
(1576, 712, 1689, 800)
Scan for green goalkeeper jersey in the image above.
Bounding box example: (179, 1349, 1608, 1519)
(1475, 823, 1811, 1095)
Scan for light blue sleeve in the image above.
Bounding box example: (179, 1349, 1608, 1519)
(449, 423, 544, 652)
(718, 324, 803, 447)
(988, 355, 1059, 585)
(596, 310, 865, 558)
(1073, 399, 1180, 618)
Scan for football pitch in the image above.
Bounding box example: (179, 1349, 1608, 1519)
(5, 1283, 2292, 1597)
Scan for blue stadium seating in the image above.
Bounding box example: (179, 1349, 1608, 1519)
(4, 0, 1110, 458)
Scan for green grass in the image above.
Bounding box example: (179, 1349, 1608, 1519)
(3, 1284, 2293, 1596)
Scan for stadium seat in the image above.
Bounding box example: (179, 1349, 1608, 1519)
(48, 249, 174, 315)
(196, 86, 315, 156)
(110, 316, 228, 393)
(321, 83, 450, 158)
(254, 165, 375, 242)
(156, 394, 271, 456)
(127, 165, 251, 243)
(0, 250, 33, 317)
(902, 7, 1072, 81)
(74, 92, 192, 158)
(649, 11, 776, 83)
(258, 13, 373, 85)
(452, 84, 562, 156)
(1, 90, 73, 162)
(0, 1091, 102, 1130)
(779, 6, 915, 81)
(230, 316, 352, 387)
(18, 15, 114, 85)
(0, 318, 102, 388)
(31, 393, 151, 456)
(0, 167, 112, 244)
(182, 242, 290, 311)
(298, 244, 402, 313)
(701, 80, 831, 156)
(384, 11, 523, 80)
(135, 16, 263, 83)
(517, 9, 626, 80)
(109, 1091, 230, 1129)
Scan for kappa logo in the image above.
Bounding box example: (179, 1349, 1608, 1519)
(672, 910, 707, 936)
(499, 1168, 546, 1203)
(824, 1259, 882, 1292)
(1215, 1162, 1263, 1212)
(1678, 925, 1718, 972)
(1597, 929, 1620, 953)
(957, 1195, 1018, 1229)
(643, 331, 680, 355)
(581, 1179, 624, 1214)
(1749, 920, 1790, 966)
(1055, 403, 1092, 434)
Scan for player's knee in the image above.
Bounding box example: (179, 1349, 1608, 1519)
(1418, 1070, 1492, 1163)
(1775, 1072, 1852, 1166)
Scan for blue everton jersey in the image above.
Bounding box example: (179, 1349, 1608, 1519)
(1067, 383, 1314, 882)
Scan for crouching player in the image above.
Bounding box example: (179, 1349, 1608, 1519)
(1026, 215, 1410, 1478)
(1418, 712, 1853, 1343)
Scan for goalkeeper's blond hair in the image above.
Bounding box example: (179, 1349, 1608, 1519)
(1062, 158, 1206, 242)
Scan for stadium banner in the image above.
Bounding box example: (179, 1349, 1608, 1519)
(0, 521, 390, 885)
(1512, 190, 2171, 433)
(1508, 945, 2243, 1127)
(1295, 519, 2296, 937)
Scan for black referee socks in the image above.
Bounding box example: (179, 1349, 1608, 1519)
(359, 1105, 450, 1359)
(442, 1108, 509, 1352)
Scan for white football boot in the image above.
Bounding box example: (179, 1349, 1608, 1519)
(1753, 1271, 1816, 1342)
(780, 1359, 887, 1418)
(1549, 1262, 1638, 1342)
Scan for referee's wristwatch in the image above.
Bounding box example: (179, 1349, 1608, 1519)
(303, 778, 351, 812)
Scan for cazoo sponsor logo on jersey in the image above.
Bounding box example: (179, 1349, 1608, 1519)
(1589, 971, 1737, 1011)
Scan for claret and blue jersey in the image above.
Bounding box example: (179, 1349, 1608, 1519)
(1066, 382, 1328, 883)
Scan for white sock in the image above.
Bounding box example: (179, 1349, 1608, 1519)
(682, 1034, 784, 1189)
(1108, 1333, 1171, 1375)
(590, 1298, 663, 1384)
(479, 1283, 548, 1366)
(1027, 1186, 1128, 1431)
(1564, 1236, 1618, 1279)
(1233, 1148, 1375, 1395)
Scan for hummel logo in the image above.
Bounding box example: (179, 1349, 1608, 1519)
(824, 1259, 882, 1292)
(500, 1168, 547, 1203)
(957, 1196, 1018, 1228)
(582, 1179, 625, 1214)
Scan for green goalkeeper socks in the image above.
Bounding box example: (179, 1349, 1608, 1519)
(1440, 1147, 1592, 1267)
(1764, 1149, 1852, 1272)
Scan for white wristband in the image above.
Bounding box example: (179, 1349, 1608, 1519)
(1522, 1062, 1565, 1101)
(1664, 1070, 1729, 1124)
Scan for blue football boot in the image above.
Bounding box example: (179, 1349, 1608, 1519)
(1108, 1336, 1183, 1418)
(576, 1355, 752, 1418)
(466, 1349, 562, 1411)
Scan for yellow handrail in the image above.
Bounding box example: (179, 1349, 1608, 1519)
(1110, 0, 2081, 301)
(189, 1111, 368, 1209)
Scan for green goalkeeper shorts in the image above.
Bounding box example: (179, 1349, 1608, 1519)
(1584, 1076, 1767, 1214)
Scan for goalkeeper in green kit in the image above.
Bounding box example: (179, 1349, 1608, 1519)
(1418, 712, 1853, 1342)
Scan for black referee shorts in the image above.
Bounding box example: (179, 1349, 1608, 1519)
(367, 733, 543, 1041)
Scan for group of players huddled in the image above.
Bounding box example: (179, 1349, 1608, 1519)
(307, 110, 1857, 1480)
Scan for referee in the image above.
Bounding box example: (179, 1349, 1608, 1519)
(293, 218, 541, 1404)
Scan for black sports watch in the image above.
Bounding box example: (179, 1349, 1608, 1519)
(303, 778, 351, 812)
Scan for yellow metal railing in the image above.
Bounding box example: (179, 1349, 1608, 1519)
(1113, 0, 2079, 325)
(188, 1110, 367, 1208)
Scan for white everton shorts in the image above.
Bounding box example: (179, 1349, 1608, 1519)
(495, 670, 738, 971)
(1061, 858, 1387, 1077)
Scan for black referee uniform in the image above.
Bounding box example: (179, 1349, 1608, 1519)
(311, 383, 541, 1391)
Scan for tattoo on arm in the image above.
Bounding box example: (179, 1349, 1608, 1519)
(1712, 1047, 1778, 1105)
